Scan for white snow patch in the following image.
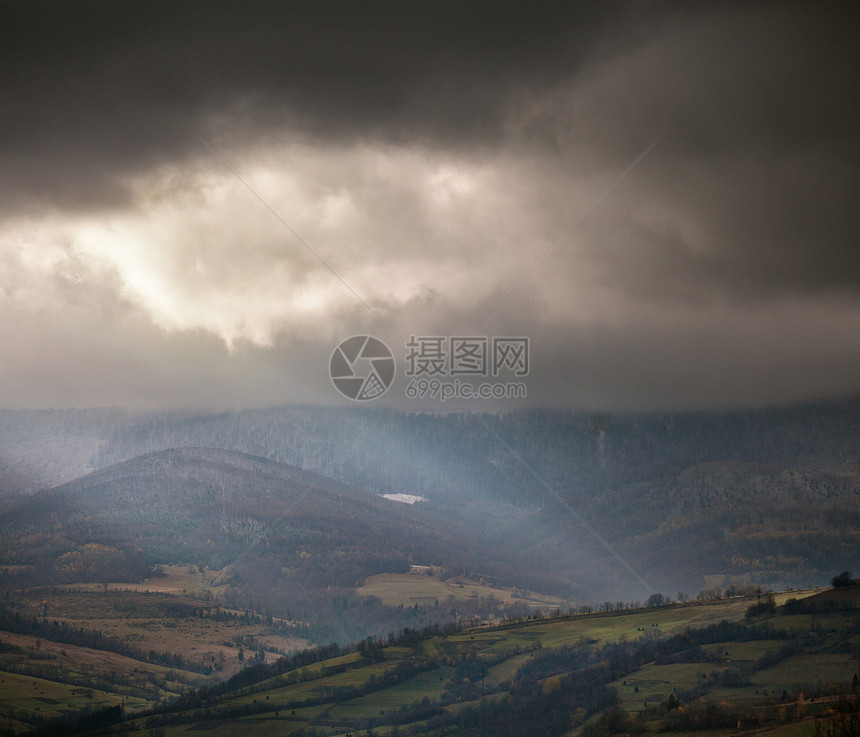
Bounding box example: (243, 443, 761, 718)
(380, 493, 426, 505)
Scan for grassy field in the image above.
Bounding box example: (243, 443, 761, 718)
(0, 627, 195, 697)
(62, 564, 224, 596)
(447, 592, 788, 651)
(614, 662, 706, 711)
(11, 587, 307, 670)
(0, 627, 202, 730)
(0, 583, 310, 732)
(0, 670, 136, 721)
(325, 667, 452, 721)
(1, 586, 855, 736)
(357, 571, 572, 609)
(84, 587, 854, 737)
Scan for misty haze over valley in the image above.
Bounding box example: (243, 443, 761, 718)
(2, 403, 857, 630)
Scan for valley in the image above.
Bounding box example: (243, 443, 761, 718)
(2, 584, 854, 736)
(0, 403, 858, 735)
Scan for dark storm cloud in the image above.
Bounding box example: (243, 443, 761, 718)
(567, 2, 860, 299)
(3, 1, 858, 296)
(0, 0, 617, 211)
(1, 1, 859, 410)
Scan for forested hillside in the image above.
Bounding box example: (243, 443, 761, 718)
(1, 402, 858, 600)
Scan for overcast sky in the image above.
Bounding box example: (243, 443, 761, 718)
(1, 0, 858, 411)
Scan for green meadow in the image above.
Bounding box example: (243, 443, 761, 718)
(3, 585, 858, 737)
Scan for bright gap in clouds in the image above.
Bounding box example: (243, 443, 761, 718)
(2, 141, 553, 350)
(2, 131, 858, 411)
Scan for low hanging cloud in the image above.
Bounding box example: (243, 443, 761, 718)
(0, 1, 858, 409)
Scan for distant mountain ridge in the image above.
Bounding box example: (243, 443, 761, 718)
(0, 448, 593, 641)
(0, 402, 858, 608)
(48, 446, 376, 509)
(1, 447, 434, 573)
(2, 401, 859, 500)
